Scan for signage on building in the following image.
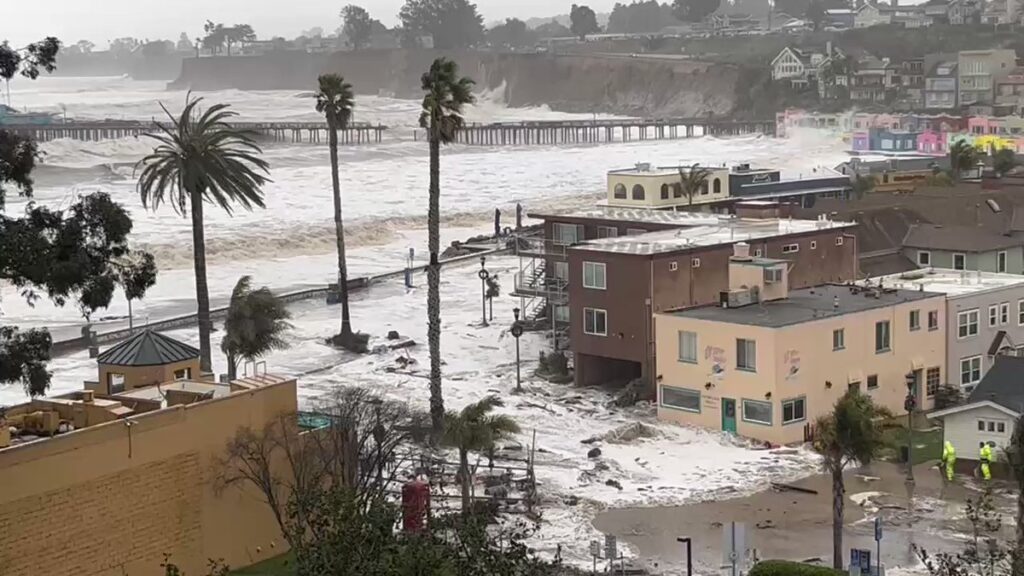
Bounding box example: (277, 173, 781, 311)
(706, 346, 726, 379)
(784, 350, 801, 381)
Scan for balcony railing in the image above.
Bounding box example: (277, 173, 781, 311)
(516, 237, 568, 258)
(512, 273, 569, 304)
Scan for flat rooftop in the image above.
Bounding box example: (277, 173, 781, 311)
(572, 217, 856, 256)
(869, 268, 1024, 297)
(608, 164, 776, 177)
(668, 283, 942, 328)
(530, 207, 721, 226)
(115, 380, 233, 403)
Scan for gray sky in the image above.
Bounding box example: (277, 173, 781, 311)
(6, 0, 621, 47)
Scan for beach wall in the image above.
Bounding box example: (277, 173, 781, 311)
(169, 50, 740, 117)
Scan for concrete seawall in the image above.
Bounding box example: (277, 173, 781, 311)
(169, 50, 740, 118)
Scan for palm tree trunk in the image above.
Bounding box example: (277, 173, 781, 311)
(227, 352, 237, 381)
(127, 298, 133, 332)
(459, 447, 471, 512)
(832, 467, 845, 570)
(328, 118, 353, 339)
(190, 190, 213, 374)
(428, 135, 444, 442)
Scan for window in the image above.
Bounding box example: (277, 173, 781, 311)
(917, 251, 931, 266)
(736, 338, 757, 371)
(742, 399, 772, 425)
(700, 181, 709, 195)
(928, 310, 939, 331)
(582, 262, 607, 290)
(836, 237, 844, 246)
(173, 368, 192, 380)
(867, 374, 879, 390)
(998, 422, 1006, 433)
(670, 261, 678, 271)
(989, 305, 999, 327)
(108, 373, 126, 394)
(953, 253, 966, 270)
(553, 261, 569, 280)
(764, 267, 783, 283)
(988, 421, 995, 432)
(692, 257, 701, 268)
(958, 309, 979, 338)
(874, 320, 891, 353)
(978, 420, 985, 431)
(782, 243, 800, 254)
(1019, 300, 1024, 325)
(613, 183, 627, 199)
(597, 226, 619, 239)
(661, 386, 701, 412)
(554, 305, 570, 323)
(998, 250, 1008, 273)
(926, 366, 940, 396)
(583, 308, 607, 336)
(553, 223, 582, 246)
(960, 356, 982, 386)
(754, 249, 763, 257)
(673, 183, 682, 198)
(713, 178, 722, 194)
(833, 329, 845, 350)
(660, 183, 670, 200)
(849, 381, 862, 392)
(782, 398, 806, 424)
(1001, 302, 1010, 325)
(678, 331, 698, 363)
(632, 184, 645, 200)
(810, 240, 817, 250)
(910, 310, 920, 331)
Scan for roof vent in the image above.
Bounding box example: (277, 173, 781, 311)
(732, 242, 752, 261)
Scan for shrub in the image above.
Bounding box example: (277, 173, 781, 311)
(933, 384, 964, 411)
(750, 560, 846, 576)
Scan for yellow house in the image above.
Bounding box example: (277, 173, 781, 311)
(606, 163, 732, 209)
(654, 244, 947, 445)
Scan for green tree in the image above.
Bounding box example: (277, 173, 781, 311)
(116, 252, 158, 331)
(315, 74, 367, 353)
(672, 0, 722, 22)
(223, 24, 255, 56)
(137, 95, 270, 374)
(813, 390, 890, 570)
(915, 490, 1010, 576)
(419, 58, 475, 441)
(1004, 414, 1024, 573)
(202, 21, 226, 55)
(398, 0, 485, 49)
(678, 163, 712, 207)
(443, 396, 521, 510)
(570, 4, 601, 39)
(851, 173, 876, 199)
(949, 139, 977, 180)
(534, 19, 572, 38)
(0, 37, 60, 105)
(607, 1, 680, 34)
(341, 5, 375, 50)
(994, 148, 1019, 176)
(220, 276, 292, 381)
(487, 18, 536, 49)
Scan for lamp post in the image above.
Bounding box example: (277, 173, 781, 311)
(904, 371, 918, 485)
(676, 537, 693, 576)
(511, 308, 524, 392)
(478, 256, 490, 327)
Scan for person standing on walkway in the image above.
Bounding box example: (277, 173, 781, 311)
(942, 440, 956, 481)
(979, 441, 993, 481)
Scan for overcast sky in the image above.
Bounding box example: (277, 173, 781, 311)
(6, 0, 622, 47)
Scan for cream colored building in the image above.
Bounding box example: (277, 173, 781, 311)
(654, 245, 947, 445)
(606, 163, 731, 209)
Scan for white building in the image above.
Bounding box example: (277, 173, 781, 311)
(771, 45, 840, 88)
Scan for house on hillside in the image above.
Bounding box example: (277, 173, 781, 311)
(996, 67, 1024, 113)
(925, 60, 959, 109)
(929, 355, 1024, 468)
(771, 44, 842, 89)
(959, 49, 1017, 106)
(982, 0, 1021, 24)
(902, 223, 1024, 274)
(825, 8, 856, 28)
(948, 0, 984, 22)
(849, 56, 900, 102)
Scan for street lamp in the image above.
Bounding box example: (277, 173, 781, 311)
(904, 371, 918, 485)
(478, 256, 490, 327)
(511, 307, 524, 392)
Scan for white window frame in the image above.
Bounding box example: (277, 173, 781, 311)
(782, 243, 800, 254)
(1018, 299, 1024, 326)
(832, 328, 845, 351)
(998, 250, 1008, 273)
(597, 226, 619, 239)
(660, 385, 701, 413)
(928, 310, 939, 331)
(917, 250, 931, 266)
(553, 261, 569, 281)
(989, 304, 999, 327)
(781, 397, 806, 425)
(678, 330, 698, 364)
(670, 261, 678, 271)
(909, 309, 920, 331)
(583, 308, 607, 336)
(953, 253, 967, 270)
(1001, 302, 1010, 325)
(874, 320, 891, 353)
(736, 338, 757, 372)
(741, 399, 773, 426)
(960, 355, 982, 386)
(958, 309, 979, 339)
(582, 261, 607, 290)
(692, 257, 701, 268)
(810, 240, 817, 250)
(553, 223, 582, 246)
(835, 237, 845, 246)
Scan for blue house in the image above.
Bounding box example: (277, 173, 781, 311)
(868, 127, 919, 152)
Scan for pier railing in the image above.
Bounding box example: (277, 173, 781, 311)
(0, 120, 388, 144)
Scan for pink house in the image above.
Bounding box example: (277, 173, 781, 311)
(916, 130, 946, 154)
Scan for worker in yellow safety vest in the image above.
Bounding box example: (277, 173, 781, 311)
(979, 441, 994, 481)
(941, 441, 956, 481)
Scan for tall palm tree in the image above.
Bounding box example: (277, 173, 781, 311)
(442, 396, 520, 511)
(314, 73, 361, 350)
(221, 275, 292, 381)
(949, 139, 977, 180)
(419, 58, 475, 441)
(137, 95, 270, 373)
(813, 390, 890, 570)
(678, 163, 712, 207)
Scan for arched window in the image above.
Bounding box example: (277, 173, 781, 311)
(632, 184, 645, 200)
(660, 183, 670, 200)
(614, 183, 627, 199)
(713, 178, 722, 194)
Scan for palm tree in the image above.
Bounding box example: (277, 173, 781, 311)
(949, 139, 977, 180)
(442, 396, 520, 511)
(994, 148, 1019, 177)
(221, 275, 292, 381)
(137, 95, 270, 373)
(1004, 414, 1024, 572)
(851, 174, 876, 200)
(678, 163, 712, 207)
(314, 73, 363, 352)
(419, 58, 475, 441)
(813, 390, 890, 570)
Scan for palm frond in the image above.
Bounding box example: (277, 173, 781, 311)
(419, 57, 475, 145)
(315, 73, 355, 129)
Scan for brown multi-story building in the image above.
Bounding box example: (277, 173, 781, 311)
(565, 216, 860, 387)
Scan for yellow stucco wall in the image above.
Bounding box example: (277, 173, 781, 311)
(98, 358, 202, 394)
(0, 378, 297, 576)
(607, 169, 730, 208)
(655, 295, 947, 444)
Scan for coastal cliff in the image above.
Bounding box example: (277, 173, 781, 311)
(169, 50, 739, 117)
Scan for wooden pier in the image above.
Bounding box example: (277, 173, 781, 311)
(450, 118, 776, 146)
(1, 121, 388, 144)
